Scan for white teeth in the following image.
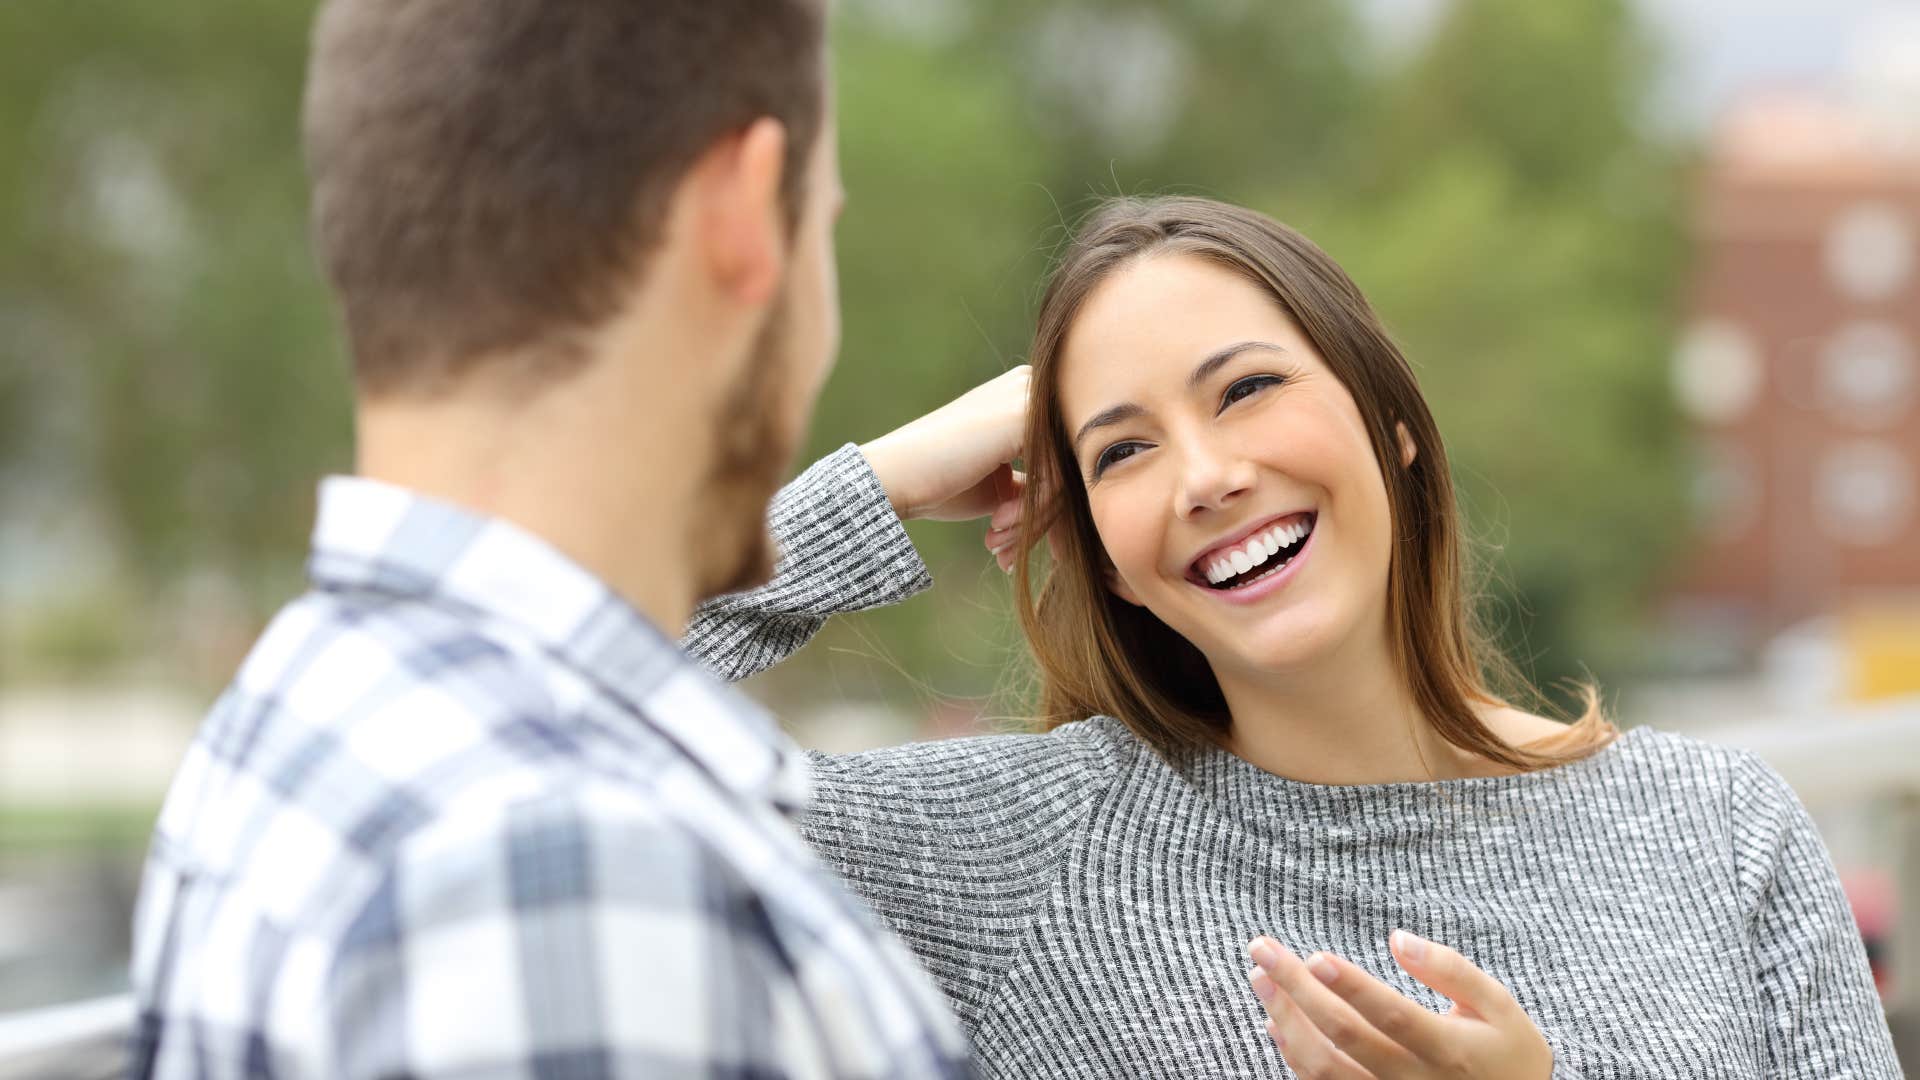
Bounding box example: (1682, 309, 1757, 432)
(1197, 516, 1315, 586)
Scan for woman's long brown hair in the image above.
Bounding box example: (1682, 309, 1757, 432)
(1012, 196, 1614, 771)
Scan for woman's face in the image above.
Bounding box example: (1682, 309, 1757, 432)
(1055, 253, 1403, 683)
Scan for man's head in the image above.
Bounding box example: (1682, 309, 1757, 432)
(305, 0, 841, 610)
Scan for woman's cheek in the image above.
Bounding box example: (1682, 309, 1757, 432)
(1091, 502, 1157, 592)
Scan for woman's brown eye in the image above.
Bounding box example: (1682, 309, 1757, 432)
(1094, 442, 1143, 476)
(1222, 374, 1283, 409)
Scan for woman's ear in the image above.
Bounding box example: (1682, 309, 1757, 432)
(1395, 421, 1418, 468)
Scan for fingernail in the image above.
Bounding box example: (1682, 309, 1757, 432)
(1267, 1019, 1283, 1048)
(1247, 967, 1277, 1002)
(1306, 954, 1337, 986)
(1247, 940, 1278, 969)
(1392, 929, 1426, 963)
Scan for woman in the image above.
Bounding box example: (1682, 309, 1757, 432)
(685, 196, 1898, 1077)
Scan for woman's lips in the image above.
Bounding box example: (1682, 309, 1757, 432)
(1186, 510, 1316, 580)
(1187, 518, 1316, 605)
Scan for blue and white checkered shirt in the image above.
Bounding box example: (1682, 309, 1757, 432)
(130, 446, 972, 1078)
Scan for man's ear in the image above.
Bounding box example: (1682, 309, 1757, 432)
(1395, 421, 1418, 468)
(691, 117, 787, 307)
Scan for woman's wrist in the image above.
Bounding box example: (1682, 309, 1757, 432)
(857, 366, 1031, 525)
(857, 435, 918, 520)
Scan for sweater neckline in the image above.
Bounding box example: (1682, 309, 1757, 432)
(1173, 724, 1647, 828)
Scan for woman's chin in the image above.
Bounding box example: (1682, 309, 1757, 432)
(1184, 609, 1351, 683)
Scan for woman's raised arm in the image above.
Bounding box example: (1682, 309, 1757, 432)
(683, 366, 1033, 680)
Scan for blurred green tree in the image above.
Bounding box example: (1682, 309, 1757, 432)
(0, 2, 350, 626)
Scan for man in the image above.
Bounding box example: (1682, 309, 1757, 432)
(129, 0, 972, 1075)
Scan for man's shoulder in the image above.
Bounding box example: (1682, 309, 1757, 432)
(233, 589, 560, 746)
(139, 774, 959, 1078)
(151, 588, 674, 928)
(350, 782, 749, 941)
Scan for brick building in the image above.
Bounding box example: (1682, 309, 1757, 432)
(1668, 94, 1920, 687)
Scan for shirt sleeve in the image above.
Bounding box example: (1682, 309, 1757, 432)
(326, 790, 835, 1079)
(682, 443, 932, 683)
(1728, 751, 1902, 1078)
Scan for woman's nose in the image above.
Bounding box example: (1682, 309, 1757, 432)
(1174, 442, 1256, 519)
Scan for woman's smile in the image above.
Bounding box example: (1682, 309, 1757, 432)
(1184, 510, 1318, 604)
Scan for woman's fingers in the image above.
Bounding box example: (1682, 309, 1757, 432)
(1303, 949, 1454, 1065)
(985, 469, 1031, 573)
(1249, 933, 1553, 1079)
(1250, 938, 1405, 1075)
(1390, 930, 1519, 1023)
(1248, 966, 1376, 1079)
(985, 518, 1017, 573)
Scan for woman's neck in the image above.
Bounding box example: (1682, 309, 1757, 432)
(1214, 624, 1510, 787)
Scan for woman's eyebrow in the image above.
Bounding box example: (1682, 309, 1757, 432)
(1072, 402, 1146, 451)
(1071, 341, 1288, 452)
(1187, 340, 1286, 390)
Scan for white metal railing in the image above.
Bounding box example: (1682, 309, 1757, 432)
(0, 992, 132, 1078)
(1699, 698, 1920, 805)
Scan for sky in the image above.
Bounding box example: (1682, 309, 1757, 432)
(1359, 0, 1920, 131)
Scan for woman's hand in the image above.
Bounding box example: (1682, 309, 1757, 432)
(859, 365, 1031, 525)
(1245, 931, 1553, 1079)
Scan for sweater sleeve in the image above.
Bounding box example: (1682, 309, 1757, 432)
(681, 443, 933, 682)
(1728, 751, 1901, 1077)
(797, 722, 1136, 1033)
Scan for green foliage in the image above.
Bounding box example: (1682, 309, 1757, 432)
(11, 588, 141, 678)
(0, 1, 350, 595)
(0, 803, 159, 855)
(0, 0, 1687, 716)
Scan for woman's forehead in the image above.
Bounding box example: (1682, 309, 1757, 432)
(1055, 255, 1315, 420)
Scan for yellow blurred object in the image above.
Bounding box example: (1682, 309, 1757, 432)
(1844, 607, 1920, 701)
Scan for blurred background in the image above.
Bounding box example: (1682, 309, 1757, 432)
(2, 0, 1918, 1068)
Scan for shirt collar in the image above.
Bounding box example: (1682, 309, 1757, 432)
(306, 475, 811, 813)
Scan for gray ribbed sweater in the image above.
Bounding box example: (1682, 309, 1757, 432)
(686, 445, 1902, 1078)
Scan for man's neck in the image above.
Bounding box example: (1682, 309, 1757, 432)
(354, 375, 707, 636)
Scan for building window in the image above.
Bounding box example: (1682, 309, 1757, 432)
(1821, 321, 1915, 428)
(1690, 442, 1759, 542)
(1815, 441, 1913, 545)
(1825, 203, 1914, 302)
(1674, 320, 1763, 424)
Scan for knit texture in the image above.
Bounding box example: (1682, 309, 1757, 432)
(686, 445, 1902, 1079)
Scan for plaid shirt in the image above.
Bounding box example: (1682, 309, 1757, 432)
(130, 448, 971, 1078)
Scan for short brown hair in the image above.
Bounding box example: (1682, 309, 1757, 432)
(305, 0, 827, 394)
(1015, 196, 1614, 771)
